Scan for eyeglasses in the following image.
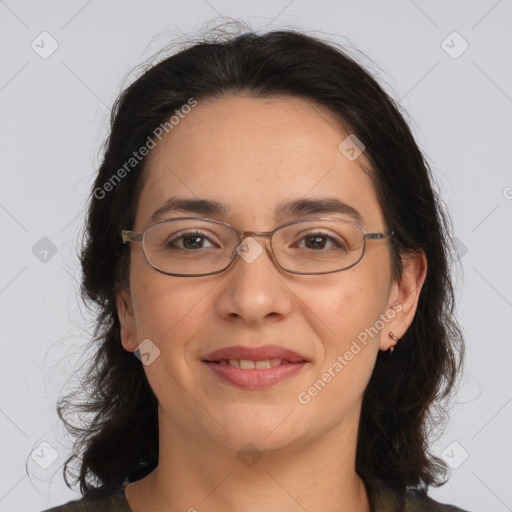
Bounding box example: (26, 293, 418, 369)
(121, 216, 393, 277)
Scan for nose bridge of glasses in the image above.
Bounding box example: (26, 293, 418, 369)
(239, 229, 274, 239)
(231, 229, 275, 260)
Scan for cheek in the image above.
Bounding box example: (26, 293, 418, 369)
(305, 264, 390, 333)
(129, 267, 209, 349)
(300, 274, 387, 412)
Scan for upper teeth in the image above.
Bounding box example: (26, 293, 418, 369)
(218, 358, 285, 369)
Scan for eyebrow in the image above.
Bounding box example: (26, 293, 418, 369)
(150, 196, 364, 225)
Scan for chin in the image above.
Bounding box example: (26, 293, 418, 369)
(209, 408, 306, 450)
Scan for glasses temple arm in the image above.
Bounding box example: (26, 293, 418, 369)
(122, 230, 143, 244)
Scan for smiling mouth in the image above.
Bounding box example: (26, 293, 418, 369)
(207, 358, 304, 369)
(202, 358, 308, 389)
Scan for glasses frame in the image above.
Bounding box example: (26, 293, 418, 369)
(121, 216, 394, 277)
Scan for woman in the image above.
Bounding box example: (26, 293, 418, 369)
(44, 26, 468, 512)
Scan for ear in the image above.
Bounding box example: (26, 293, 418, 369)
(116, 288, 138, 353)
(379, 251, 427, 351)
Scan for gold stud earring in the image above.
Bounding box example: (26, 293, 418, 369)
(388, 331, 399, 353)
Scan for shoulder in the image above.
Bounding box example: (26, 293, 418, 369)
(41, 487, 131, 512)
(404, 487, 469, 511)
(367, 477, 471, 512)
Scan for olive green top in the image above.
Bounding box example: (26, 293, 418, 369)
(42, 478, 470, 511)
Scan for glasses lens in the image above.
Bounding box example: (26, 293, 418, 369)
(142, 219, 237, 276)
(272, 219, 364, 273)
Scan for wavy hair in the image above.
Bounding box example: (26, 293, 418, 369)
(57, 22, 464, 499)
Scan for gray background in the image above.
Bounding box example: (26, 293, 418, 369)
(1, 1, 511, 510)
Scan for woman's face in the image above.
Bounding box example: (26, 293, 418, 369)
(118, 95, 419, 455)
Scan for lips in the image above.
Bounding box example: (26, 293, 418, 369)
(202, 344, 308, 364)
(202, 344, 310, 389)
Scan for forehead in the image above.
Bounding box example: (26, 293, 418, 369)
(136, 94, 384, 230)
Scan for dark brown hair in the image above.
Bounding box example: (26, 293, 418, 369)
(57, 22, 464, 499)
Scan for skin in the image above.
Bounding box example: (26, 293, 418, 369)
(117, 94, 427, 512)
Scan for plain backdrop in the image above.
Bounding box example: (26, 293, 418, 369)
(1, 1, 511, 511)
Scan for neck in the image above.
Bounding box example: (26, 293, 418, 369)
(126, 405, 370, 512)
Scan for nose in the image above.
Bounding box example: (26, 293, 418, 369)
(214, 236, 295, 325)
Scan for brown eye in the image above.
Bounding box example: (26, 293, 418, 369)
(292, 231, 348, 251)
(167, 231, 218, 250)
